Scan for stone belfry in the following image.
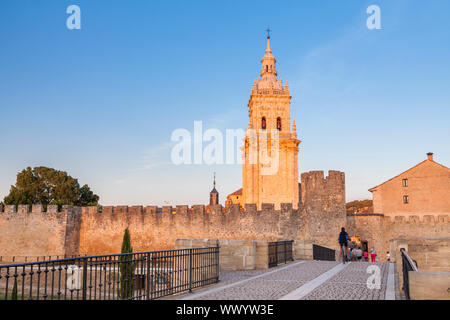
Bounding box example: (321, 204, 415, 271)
(209, 172, 219, 206)
(242, 32, 301, 209)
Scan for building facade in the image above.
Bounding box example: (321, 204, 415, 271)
(369, 153, 450, 216)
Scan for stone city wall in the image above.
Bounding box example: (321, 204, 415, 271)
(0, 205, 81, 258)
(347, 214, 450, 262)
(0, 170, 355, 260)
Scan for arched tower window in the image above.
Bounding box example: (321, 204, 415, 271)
(277, 117, 281, 131)
(261, 117, 266, 130)
(266, 65, 268, 72)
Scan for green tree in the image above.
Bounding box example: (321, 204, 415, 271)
(346, 200, 373, 213)
(3, 167, 99, 208)
(119, 228, 135, 299)
(11, 279, 18, 300)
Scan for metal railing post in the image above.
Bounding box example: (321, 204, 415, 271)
(274, 243, 277, 265)
(216, 246, 220, 282)
(146, 253, 150, 300)
(189, 249, 193, 292)
(82, 258, 88, 300)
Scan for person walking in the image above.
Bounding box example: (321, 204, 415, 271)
(386, 251, 391, 262)
(338, 227, 349, 264)
(356, 247, 363, 262)
(351, 247, 358, 261)
(370, 247, 377, 262)
(364, 250, 368, 262)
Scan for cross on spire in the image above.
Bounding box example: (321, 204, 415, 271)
(266, 27, 271, 39)
(213, 172, 216, 188)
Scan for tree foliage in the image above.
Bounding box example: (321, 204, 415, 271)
(11, 279, 18, 300)
(119, 228, 135, 299)
(3, 166, 99, 208)
(346, 199, 373, 213)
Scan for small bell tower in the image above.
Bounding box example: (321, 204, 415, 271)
(209, 172, 219, 206)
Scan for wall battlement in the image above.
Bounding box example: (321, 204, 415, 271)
(0, 204, 68, 214)
(0, 203, 300, 215)
(385, 215, 450, 224)
(0, 169, 348, 258)
(347, 212, 450, 262)
(0, 203, 303, 257)
(348, 213, 450, 224)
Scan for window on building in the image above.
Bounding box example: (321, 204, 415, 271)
(261, 117, 266, 130)
(277, 117, 281, 131)
(402, 179, 408, 187)
(403, 195, 409, 204)
(266, 65, 268, 72)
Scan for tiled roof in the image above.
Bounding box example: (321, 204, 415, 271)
(369, 159, 449, 192)
(228, 188, 243, 196)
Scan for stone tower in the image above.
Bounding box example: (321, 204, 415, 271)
(209, 172, 219, 206)
(242, 34, 301, 209)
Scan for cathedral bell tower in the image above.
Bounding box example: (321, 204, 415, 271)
(242, 33, 301, 210)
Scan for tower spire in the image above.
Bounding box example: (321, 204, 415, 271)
(259, 28, 277, 82)
(265, 27, 272, 53)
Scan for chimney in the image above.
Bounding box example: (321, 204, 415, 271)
(427, 152, 434, 161)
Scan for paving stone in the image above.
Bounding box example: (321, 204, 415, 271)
(171, 261, 392, 300)
(301, 262, 389, 300)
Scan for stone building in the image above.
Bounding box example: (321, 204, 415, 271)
(228, 34, 301, 209)
(347, 153, 450, 263)
(369, 153, 450, 216)
(225, 188, 243, 208)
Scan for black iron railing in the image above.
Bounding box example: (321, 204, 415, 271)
(0, 255, 84, 264)
(312, 244, 336, 261)
(400, 248, 418, 300)
(268, 240, 294, 268)
(0, 247, 219, 300)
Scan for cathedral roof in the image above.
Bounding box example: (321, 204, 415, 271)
(228, 188, 243, 196)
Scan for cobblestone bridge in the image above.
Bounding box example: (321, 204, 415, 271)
(171, 261, 399, 300)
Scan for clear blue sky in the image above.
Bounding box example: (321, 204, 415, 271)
(1, 0, 449, 206)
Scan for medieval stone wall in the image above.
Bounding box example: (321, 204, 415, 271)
(347, 213, 450, 262)
(300, 170, 346, 253)
(0, 203, 307, 257)
(12, 169, 443, 262)
(77, 203, 303, 255)
(0, 205, 81, 258)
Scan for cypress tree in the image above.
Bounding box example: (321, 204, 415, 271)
(11, 278, 18, 300)
(119, 228, 135, 299)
